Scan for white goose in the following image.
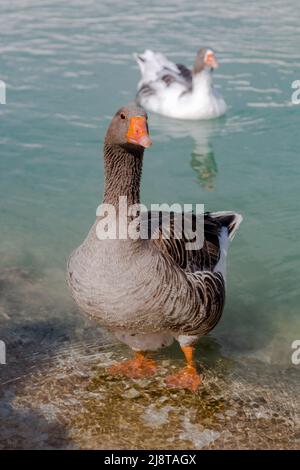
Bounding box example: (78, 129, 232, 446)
(135, 48, 227, 120)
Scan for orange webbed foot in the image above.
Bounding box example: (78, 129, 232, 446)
(165, 345, 202, 392)
(165, 366, 202, 392)
(108, 352, 157, 379)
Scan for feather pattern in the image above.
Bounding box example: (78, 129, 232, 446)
(145, 211, 240, 336)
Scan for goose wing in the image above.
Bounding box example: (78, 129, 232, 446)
(135, 50, 192, 93)
(158, 63, 192, 90)
(144, 211, 242, 336)
(142, 211, 225, 272)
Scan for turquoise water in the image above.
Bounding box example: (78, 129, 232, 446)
(0, 0, 300, 448)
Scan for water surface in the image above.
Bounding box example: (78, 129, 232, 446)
(0, 0, 300, 449)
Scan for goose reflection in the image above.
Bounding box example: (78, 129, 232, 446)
(149, 114, 222, 191)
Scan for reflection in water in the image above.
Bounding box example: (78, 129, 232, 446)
(191, 148, 217, 191)
(150, 115, 222, 191)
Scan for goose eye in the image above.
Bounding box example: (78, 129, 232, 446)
(120, 113, 126, 120)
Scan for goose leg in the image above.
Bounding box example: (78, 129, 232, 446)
(108, 351, 157, 379)
(165, 346, 202, 392)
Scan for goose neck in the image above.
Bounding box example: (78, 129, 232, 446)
(103, 143, 143, 207)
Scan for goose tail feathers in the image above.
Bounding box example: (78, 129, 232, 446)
(209, 211, 243, 241)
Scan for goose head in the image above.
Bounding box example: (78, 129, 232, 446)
(103, 103, 152, 206)
(105, 103, 152, 150)
(193, 48, 219, 75)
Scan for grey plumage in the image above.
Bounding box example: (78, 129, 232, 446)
(67, 104, 242, 352)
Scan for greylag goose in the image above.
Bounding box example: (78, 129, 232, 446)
(67, 103, 242, 391)
(135, 48, 227, 120)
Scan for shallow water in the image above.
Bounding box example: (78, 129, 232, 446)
(0, 0, 300, 449)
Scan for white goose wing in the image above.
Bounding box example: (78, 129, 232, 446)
(135, 50, 192, 91)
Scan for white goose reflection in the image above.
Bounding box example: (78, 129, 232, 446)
(149, 114, 224, 191)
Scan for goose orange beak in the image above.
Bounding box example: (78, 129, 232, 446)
(126, 116, 152, 148)
(205, 52, 218, 69)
